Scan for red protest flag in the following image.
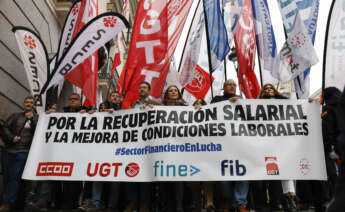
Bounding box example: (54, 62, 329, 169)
(120, 0, 193, 108)
(234, 0, 260, 99)
(185, 65, 214, 99)
(65, 0, 99, 107)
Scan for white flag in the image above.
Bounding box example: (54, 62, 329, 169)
(324, 0, 345, 91)
(13, 27, 49, 113)
(179, 0, 205, 87)
(273, 13, 318, 82)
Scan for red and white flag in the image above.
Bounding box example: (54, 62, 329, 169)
(65, 0, 99, 107)
(111, 39, 121, 79)
(234, 0, 260, 99)
(185, 65, 214, 99)
(118, 0, 193, 108)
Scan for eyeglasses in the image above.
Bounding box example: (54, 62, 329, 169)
(264, 87, 274, 90)
(224, 83, 237, 87)
(69, 97, 80, 101)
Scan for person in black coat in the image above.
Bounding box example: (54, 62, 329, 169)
(327, 86, 345, 212)
(0, 96, 38, 212)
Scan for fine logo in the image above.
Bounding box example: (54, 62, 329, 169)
(125, 163, 140, 177)
(299, 158, 311, 175)
(103, 17, 117, 28)
(24, 35, 36, 50)
(153, 161, 200, 177)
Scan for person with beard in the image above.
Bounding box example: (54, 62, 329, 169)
(101, 91, 122, 112)
(125, 81, 161, 212)
(28, 93, 95, 212)
(0, 96, 38, 212)
(211, 80, 248, 212)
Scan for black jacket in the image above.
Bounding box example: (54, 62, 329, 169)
(2, 112, 38, 151)
(211, 93, 238, 104)
(322, 92, 343, 153)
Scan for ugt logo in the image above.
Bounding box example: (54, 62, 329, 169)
(265, 157, 279, 176)
(221, 160, 246, 176)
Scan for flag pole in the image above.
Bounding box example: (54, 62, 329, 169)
(202, 0, 214, 99)
(322, 0, 336, 97)
(179, 0, 201, 96)
(221, 1, 228, 81)
(256, 50, 264, 87)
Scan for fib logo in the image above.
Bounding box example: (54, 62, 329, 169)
(221, 160, 246, 176)
(153, 161, 200, 177)
(265, 157, 279, 176)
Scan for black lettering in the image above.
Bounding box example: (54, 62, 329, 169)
(223, 105, 233, 120)
(47, 117, 57, 129)
(256, 105, 267, 120)
(267, 105, 279, 120)
(93, 29, 106, 40)
(82, 40, 95, 53)
(234, 105, 245, 121)
(286, 105, 299, 120)
(103, 117, 112, 130)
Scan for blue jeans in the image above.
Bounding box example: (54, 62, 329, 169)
(216, 181, 249, 206)
(92, 182, 120, 208)
(2, 150, 28, 204)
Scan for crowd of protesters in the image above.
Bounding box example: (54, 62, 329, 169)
(0, 80, 344, 212)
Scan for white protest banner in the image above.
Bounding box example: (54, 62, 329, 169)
(23, 100, 326, 181)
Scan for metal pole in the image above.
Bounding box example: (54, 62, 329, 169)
(178, 0, 202, 72)
(202, 0, 214, 99)
(322, 0, 336, 101)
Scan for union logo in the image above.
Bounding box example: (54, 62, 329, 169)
(103, 17, 117, 28)
(24, 35, 36, 50)
(72, 4, 79, 16)
(290, 32, 307, 49)
(188, 69, 206, 92)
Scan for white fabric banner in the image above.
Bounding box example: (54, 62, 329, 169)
(179, 0, 205, 87)
(13, 27, 49, 113)
(45, 13, 129, 92)
(23, 100, 326, 181)
(325, 0, 345, 91)
(56, 0, 82, 62)
(272, 13, 318, 82)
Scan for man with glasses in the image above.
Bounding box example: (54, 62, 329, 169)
(211, 80, 248, 212)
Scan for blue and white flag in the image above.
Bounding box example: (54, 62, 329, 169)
(223, 0, 244, 46)
(294, 0, 319, 99)
(251, 0, 277, 85)
(203, 0, 230, 71)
